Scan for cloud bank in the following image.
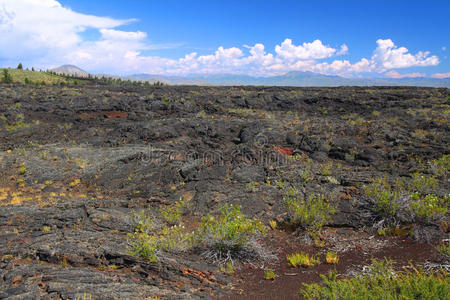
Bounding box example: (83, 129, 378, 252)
(0, 0, 441, 76)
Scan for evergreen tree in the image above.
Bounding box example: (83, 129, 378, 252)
(1, 69, 13, 83)
(17, 63, 23, 70)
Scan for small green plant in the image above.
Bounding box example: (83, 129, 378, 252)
(269, 220, 277, 230)
(409, 172, 437, 192)
(276, 180, 287, 189)
(325, 251, 339, 264)
(18, 165, 26, 175)
(73, 293, 92, 300)
(159, 198, 187, 225)
(437, 243, 450, 257)
(430, 154, 450, 177)
(69, 179, 81, 187)
(377, 228, 386, 236)
(300, 159, 314, 182)
(245, 181, 259, 192)
(264, 268, 277, 280)
(287, 252, 320, 268)
(410, 193, 448, 221)
(127, 211, 192, 262)
(193, 204, 267, 262)
(284, 188, 335, 231)
(300, 259, 449, 299)
(127, 212, 159, 262)
(220, 261, 234, 275)
(364, 177, 403, 218)
(320, 162, 333, 176)
(6, 120, 29, 131)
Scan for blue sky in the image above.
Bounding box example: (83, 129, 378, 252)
(0, 0, 449, 78)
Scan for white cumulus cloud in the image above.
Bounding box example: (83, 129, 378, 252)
(0, 0, 132, 66)
(0, 0, 442, 77)
(371, 39, 439, 71)
(275, 39, 342, 61)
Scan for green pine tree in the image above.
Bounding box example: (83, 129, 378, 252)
(1, 69, 13, 83)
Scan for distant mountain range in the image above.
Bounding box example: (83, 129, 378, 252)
(128, 71, 450, 87)
(51, 65, 450, 87)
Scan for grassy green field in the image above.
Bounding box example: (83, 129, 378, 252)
(1, 68, 67, 84)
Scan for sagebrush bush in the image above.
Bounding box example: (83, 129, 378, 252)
(364, 177, 403, 219)
(300, 259, 449, 299)
(128, 204, 271, 265)
(193, 204, 268, 263)
(364, 173, 447, 228)
(284, 187, 335, 231)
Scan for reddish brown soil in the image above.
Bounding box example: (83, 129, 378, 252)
(226, 229, 440, 300)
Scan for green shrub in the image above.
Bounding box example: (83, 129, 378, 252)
(410, 193, 448, 222)
(127, 211, 192, 262)
(430, 154, 450, 177)
(284, 187, 335, 231)
(437, 242, 450, 257)
(158, 198, 187, 226)
(300, 259, 449, 299)
(364, 174, 447, 228)
(193, 204, 267, 262)
(409, 172, 437, 192)
(364, 177, 404, 218)
(128, 204, 269, 264)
